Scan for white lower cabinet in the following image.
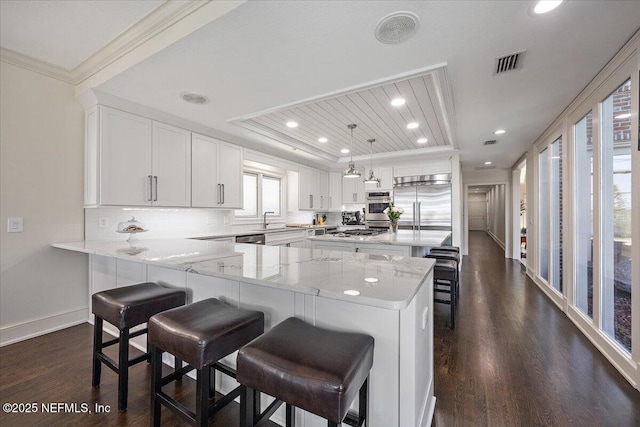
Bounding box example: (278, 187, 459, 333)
(265, 230, 307, 247)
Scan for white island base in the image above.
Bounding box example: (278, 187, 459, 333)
(56, 240, 435, 427)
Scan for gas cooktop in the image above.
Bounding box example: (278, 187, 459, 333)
(331, 229, 386, 237)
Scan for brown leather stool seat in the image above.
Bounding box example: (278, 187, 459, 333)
(237, 317, 374, 427)
(433, 245, 460, 253)
(91, 282, 186, 412)
(148, 298, 264, 427)
(432, 259, 458, 329)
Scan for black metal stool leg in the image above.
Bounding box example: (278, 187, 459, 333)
(450, 281, 456, 329)
(196, 367, 210, 427)
(208, 363, 216, 399)
(286, 403, 295, 427)
(175, 357, 183, 382)
(240, 385, 255, 427)
(359, 376, 369, 425)
(117, 327, 130, 412)
(92, 317, 103, 387)
(151, 346, 162, 427)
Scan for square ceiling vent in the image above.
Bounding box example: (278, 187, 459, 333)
(495, 50, 526, 74)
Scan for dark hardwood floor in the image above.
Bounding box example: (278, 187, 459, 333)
(433, 231, 640, 426)
(1, 231, 638, 426)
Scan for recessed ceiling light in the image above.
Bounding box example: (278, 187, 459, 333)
(343, 290, 360, 296)
(615, 113, 631, 119)
(485, 161, 492, 165)
(533, 0, 563, 14)
(417, 137, 428, 144)
(180, 92, 209, 105)
(341, 148, 350, 154)
(286, 121, 298, 128)
(494, 129, 506, 135)
(318, 137, 328, 143)
(391, 97, 406, 107)
(407, 122, 419, 129)
(364, 277, 379, 283)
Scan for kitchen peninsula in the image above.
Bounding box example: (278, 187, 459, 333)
(53, 239, 436, 427)
(310, 229, 452, 257)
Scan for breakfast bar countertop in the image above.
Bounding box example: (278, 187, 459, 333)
(308, 229, 452, 246)
(52, 238, 435, 310)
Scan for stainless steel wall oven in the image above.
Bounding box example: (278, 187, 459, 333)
(365, 191, 392, 229)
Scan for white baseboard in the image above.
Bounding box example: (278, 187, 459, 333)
(487, 230, 506, 251)
(0, 308, 89, 347)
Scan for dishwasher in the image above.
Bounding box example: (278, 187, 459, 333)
(235, 234, 266, 245)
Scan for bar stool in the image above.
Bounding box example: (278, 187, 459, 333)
(91, 282, 186, 412)
(237, 317, 374, 427)
(431, 259, 458, 329)
(148, 298, 264, 427)
(427, 248, 461, 301)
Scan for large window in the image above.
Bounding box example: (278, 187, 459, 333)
(599, 79, 632, 353)
(236, 171, 282, 218)
(538, 136, 563, 292)
(573, 111, 594, 318)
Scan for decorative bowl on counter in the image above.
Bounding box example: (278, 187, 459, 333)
(116, 217, 148, 243)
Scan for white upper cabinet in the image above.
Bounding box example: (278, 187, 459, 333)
(98, 107, 152, 206)
(318, 170, 329, 210)
(342, 175, 365, 204)
(86, 106, 191, 207)
(152, 122, 191, 207)
(298, 165, 319, 210)
(364, 167, 394, 191)
(191, 133, 243, 209)
(328, 172, 342, 211)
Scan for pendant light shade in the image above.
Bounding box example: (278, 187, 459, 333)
(363, 139, 380, 184)
(342, 124, 361, 178)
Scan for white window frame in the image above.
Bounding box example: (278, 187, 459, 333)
(234, 161, 286, 224)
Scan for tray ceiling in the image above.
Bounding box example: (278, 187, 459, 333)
(232, 65, 456, 162)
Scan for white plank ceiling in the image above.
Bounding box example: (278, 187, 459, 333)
(232, 66, 456, 162)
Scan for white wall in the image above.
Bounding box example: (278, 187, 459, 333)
(462, 169, 511, 256)
(0, 62, 88, 345)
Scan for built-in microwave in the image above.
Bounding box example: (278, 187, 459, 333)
(365, 191, 392, 226)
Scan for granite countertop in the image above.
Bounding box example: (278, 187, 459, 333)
(308, 229, 452, 246)
(52, 239, 434, 310)
(190, 224, 340, 240)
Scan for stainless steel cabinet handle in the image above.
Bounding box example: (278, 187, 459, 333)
(221, 184, 225, 204)
(153, 176, 158, 201)
(309, 194, 313, 209)
(355, 247, 359, 253)
(148, 175, 153, 201)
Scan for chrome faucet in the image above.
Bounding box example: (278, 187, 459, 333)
(263, 211, 274, 229)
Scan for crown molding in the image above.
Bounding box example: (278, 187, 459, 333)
(1, 0, 245, 87)
(0, 48, 74, 84)
(70, 0, 211, 84)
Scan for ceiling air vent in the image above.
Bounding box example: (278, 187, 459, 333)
(475, 165, 496, 170)
(494, 50, 526, 74)
(483, 140, 497, 145)
(375, 12, 420, 44)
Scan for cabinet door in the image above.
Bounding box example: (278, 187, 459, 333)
(342, 177, 360, 204)
(329, 172, 342, 211)
(318, 170, 329, 210)
(100, 107, 152, 206)
(191, 134, 220, 207)
(218, 142, 243, 209)
(354, 177, 366, 203)
(152, 122, 191, 207)
(378, 167, 394, 190)
(298, 166, 318, 210)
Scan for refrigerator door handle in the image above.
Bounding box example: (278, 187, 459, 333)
(417, 201, 421, 231)
(412, 202, 416, 231)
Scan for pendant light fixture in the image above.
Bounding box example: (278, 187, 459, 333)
(363, 139, 380, 185)
(342, 124, 361, 178)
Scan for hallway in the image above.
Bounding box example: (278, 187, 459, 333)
(433, 231, 640, 426)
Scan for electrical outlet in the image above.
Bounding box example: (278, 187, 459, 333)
(224, 216, 230, 225)
(206, 217, 213, 225)
(7, 218, 23, 233)
(99, 217, 109, 228)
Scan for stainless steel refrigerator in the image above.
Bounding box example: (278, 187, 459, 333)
(393, 174, 452, 231)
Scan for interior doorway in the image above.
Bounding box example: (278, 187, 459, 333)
(512, 159, 527, 266)
(468, 190, 487, 230)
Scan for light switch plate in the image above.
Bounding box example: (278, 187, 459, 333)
(8, 218, 23, 233)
